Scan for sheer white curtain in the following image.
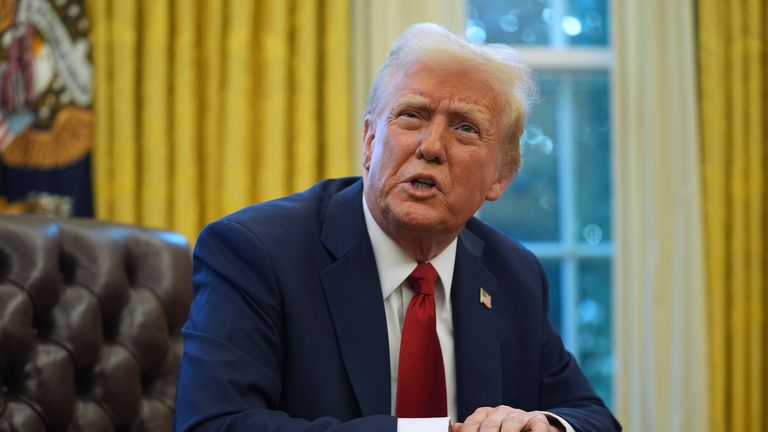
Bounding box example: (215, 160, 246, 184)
(348, 0, 465, 172)
(612, 1, 708, 430)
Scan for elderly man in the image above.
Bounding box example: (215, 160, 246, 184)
(175, 23, 620, 432)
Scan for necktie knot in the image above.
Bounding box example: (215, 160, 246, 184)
(407, 262, 438, 296)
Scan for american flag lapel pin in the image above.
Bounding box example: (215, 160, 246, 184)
(479, 287, 492, 309)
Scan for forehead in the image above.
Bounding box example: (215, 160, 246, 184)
(387, 60, 505, 119)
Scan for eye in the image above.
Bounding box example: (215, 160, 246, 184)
(394, 110, 424, 130)
(457, 123, 479, 135)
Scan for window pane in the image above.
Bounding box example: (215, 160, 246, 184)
(467, 0, 609, 46)
(467, 0, 550, 45)
(479, 128, 560, 241)
(571, 71, 611, 243)
(479, 70, 610, 243)
(479, 73, 559, 241)
(563, 0, 610, 46)
(577, 259, 613, 409)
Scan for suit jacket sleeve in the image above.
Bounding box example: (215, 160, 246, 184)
(173, 219, 396, 432)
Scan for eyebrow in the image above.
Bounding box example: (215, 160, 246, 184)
(450, 100, 492, 130)
(391, 95, 432, 112)
(391, 95, 493, 130)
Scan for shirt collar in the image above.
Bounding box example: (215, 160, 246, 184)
(362, 195, 457, 300)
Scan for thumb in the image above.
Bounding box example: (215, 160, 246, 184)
(450, 422, 464, 432)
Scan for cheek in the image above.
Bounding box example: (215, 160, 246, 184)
(450, 153, 501, 193)
(452, 149, 494, 174)
(370, 135, 404, 171)
(368, 142, 387, 173)
(366, 140, 395, 185)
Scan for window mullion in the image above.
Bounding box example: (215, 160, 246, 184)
(558, 75, 579, 353)
(549, 0, 567, 48)
(515, 47, 612, 70)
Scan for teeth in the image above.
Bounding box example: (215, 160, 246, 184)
(412, 179, 434, 189)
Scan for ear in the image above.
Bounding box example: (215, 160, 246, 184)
(485, 171, 513, 201)
(362, 117, 376, 172)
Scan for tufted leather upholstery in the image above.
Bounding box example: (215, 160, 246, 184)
(0, 215, 192, 431)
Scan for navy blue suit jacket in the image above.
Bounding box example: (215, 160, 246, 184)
(174, 177, 620, 431)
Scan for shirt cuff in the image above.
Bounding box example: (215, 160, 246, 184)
(543, 411, 576, 432)
(397, 417, 451, 432)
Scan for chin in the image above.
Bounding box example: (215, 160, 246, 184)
(388, 206, 454, 234)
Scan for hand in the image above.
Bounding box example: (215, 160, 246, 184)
(451, 406, 564, 432)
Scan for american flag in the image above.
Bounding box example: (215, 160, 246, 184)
(480, 287, 492, 309)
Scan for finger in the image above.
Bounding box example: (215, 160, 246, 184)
(463, 406, 494, 427)
(522, 413, 551, 432)
(500, 409, 536, 432)
(479, 406, 516, 432)
(451, 422, 463, 432)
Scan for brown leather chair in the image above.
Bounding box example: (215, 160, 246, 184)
(0, 215, 192, 431)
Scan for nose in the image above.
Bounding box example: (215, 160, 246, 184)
(417, 118, 448, 163)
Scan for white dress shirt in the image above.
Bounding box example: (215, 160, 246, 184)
(362, 196, 575, 432)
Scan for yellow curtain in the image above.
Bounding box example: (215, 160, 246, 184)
(88, 0, 351, 242)
(698, 0, 767, 430)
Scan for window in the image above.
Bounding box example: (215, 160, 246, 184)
(467, 0, 614, 407)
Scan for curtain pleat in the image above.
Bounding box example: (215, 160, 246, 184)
(322, 0, 351, 179)
(254, 0, 290, 200)
(89, 0, 351, 242)
(109, 0, 138, 223)
(140, 0, 170, 227)
(698, 0, 767, 430)
(172, 0, 199, 237)
(219, 0, 255, 216)
(90, 0, 111, 219)
(292, 0, 320, 192)
(199, 0, 223, 224)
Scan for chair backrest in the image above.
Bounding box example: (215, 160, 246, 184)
(0, 215, 192, 431)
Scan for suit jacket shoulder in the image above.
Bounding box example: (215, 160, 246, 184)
(213, 176, 362, 250)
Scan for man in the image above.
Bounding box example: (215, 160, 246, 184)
(175, 23, 621, 432)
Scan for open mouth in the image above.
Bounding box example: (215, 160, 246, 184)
(410, 178, 436, 190)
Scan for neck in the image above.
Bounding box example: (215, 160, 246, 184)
(388, 233, 456, 262)
(378, 221, 458, 262)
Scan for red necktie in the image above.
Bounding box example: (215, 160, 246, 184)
(395, 262, 447, 418)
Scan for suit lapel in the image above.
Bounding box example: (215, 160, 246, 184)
(452, 229, 503, 421)
(319, 181, 391, 416)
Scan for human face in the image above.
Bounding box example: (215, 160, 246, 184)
(362, 60, 513, 240)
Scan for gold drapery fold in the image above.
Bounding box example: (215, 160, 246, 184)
(88, 0, 351, 241)
(698, 0, 767, 430)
